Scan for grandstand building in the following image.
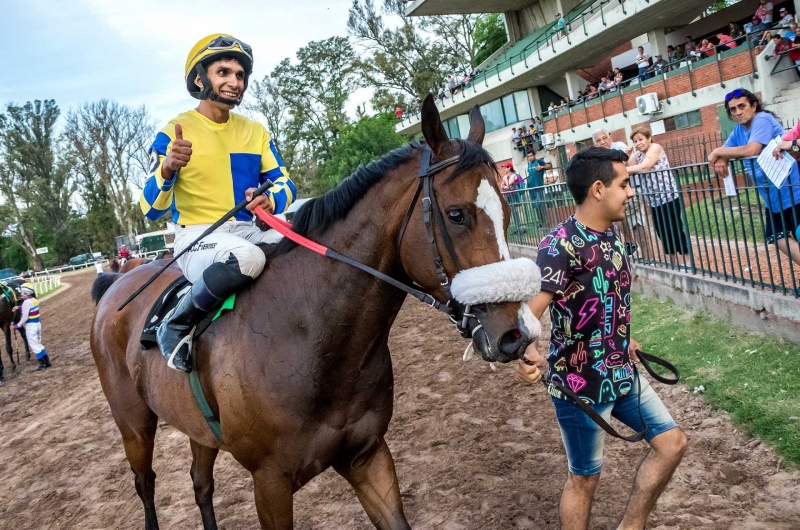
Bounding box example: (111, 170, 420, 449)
(398, 0, 800, 173)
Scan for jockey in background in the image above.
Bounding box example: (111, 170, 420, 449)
(13, 283, 51, 371)
(139, 33, 296, 373)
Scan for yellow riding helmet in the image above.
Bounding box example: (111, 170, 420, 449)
(184, 33, 254, 99)
(20, 282, 35, 297)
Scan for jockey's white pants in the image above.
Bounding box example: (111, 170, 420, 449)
(174, 221, 283, 283)
(24, 322, 44, 357)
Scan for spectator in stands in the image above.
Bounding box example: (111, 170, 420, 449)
(559, 96, 570, 109)
(729, 22, 745, 41)
(785, 22, 798, 39)
(593, 129, 651, 259)
(755, 0, 774, 25)
(684, 36, 697, 58)
(500, 162, 520, 192)
(751, 16, 771, 46)
(599, 76, 617, 94)
(613, 67, 624, 86)
(709, 89, 800, 276)
(647, 53, 670, 75)
(528, 124, 539, 140)
(773, 119, 800, 162)
(787, 34, 800, 72)
(667, 45, 680, 65)
(527, 151, 553, 189)
(635, 46, 651, 81)
(556, 13, 566, 38)
(547, 101, 558, 116)
(772, 33, 794, 59)
(716, 32, 737, 51)
(395, 107, 403, 120)
(575, 90, 586, 103)
(627, 128, 691, 257)
(697, 39, 716, 57)
(534, 117, 544, 133)
(777, 7, 795, 27)
(586, 84, 599, 100)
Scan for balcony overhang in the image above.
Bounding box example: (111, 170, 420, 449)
(405, 0, 531, 16)
(397, 0, 713, 135)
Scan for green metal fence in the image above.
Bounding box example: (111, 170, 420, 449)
(505, 158, 800, 298)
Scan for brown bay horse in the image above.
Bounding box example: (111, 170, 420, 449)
(110, 252, 174, 274)
(90, 99, 539, 529)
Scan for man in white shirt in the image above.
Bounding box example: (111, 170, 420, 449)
(635, 46, 651, 81)
(777, 7, 795, 26)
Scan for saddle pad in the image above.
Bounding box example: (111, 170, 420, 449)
(140, 276, 235, 349)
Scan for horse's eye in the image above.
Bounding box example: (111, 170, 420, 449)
(447, 209, 465, 225)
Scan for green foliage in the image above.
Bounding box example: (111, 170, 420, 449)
(348, 0, 452, 104)
(473, 14, 508, 67)
(318, 113, 408, 190)
(0, 236, 30, 271)
(633, 294, 800, 465)
(0, 100, 76, 268)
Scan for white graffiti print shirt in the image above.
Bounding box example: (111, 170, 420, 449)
(536, 217, 634, 404)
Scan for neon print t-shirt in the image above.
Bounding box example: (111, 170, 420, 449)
(536, 216, 634, 404)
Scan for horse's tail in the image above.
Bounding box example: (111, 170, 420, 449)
(92, 273, 122, 305)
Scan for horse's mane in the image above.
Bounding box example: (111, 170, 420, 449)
(273, 139, 496, 254)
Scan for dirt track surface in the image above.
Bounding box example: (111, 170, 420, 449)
(0, 268, 798, 529)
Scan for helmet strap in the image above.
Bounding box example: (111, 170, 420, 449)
(194, 63, 246, 106)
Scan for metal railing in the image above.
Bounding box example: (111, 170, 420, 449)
(504, 159, 800, 298)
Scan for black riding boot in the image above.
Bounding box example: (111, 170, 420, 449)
(35, 357, 48, 371)
(157, 260, 252, 373)
(43, 355, 52, 368)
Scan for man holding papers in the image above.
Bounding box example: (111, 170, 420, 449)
(709, 89, 800, 276)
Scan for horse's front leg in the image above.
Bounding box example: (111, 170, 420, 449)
(250, 462, 293, 529)
(190, 439, 219, 530)
(334, 437, 411, 530)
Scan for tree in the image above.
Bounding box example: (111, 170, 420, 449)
(418, 14, 481, 68)
(318, 113, 408, 190)
(0, 100, 76, 269)
(245, 76, 297, 169)
(64, 100, 154, 243)
(271, 37, 360, 165)
(473, 14, 508, 67)
(348, 0, 451, 104)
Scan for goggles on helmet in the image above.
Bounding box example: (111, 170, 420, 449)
(192, 36, 253, 68)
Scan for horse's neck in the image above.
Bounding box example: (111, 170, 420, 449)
(263, 173, 413, 365)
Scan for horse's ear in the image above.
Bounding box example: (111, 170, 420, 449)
(421, 94, 451, 158)
(466, 105, 485, 145)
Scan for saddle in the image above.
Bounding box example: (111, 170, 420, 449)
(139, 276, 235, 350)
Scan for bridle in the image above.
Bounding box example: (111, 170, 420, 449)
(255, 144, 486, 339)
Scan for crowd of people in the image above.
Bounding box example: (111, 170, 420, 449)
(506, 88, 800, 294)
(510, 117, 545, 154)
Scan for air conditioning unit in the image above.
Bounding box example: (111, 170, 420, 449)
(636, 93, 662, 116)
(542, 133, 556, 147)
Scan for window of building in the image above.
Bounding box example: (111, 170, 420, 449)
(443, 117, 461, 139)
(480, 99, 505, 132)
(514, 91, 532, 121)
(479, 90, 533, 133)
(664, 110, 702, 132)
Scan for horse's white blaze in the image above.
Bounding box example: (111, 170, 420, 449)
(476, 179, 511, 261)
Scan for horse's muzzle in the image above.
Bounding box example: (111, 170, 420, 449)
(467, 307, 531, 363)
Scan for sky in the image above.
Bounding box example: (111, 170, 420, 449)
(0, 0, 371, 127)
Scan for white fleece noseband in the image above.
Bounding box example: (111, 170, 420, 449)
(450, 258, 541, 304)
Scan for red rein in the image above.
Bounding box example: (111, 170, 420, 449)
(253, 205, 329, 257)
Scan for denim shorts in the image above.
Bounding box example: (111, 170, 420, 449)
(551, 374, 677, 476)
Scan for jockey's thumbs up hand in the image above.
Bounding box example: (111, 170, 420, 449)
(161, 123, 193, 179)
